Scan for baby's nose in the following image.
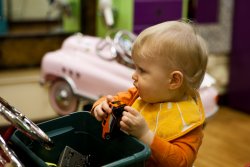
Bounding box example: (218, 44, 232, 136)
(132, 72, 137, 81)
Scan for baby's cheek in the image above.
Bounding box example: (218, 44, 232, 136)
(139, 90, 152, 101)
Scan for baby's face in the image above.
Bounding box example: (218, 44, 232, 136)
(132, 54, 172, 103)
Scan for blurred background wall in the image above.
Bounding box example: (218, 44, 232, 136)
(1, 0, 250, 113)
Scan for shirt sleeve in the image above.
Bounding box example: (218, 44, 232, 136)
(91, 87, 138, 113)
(147, 126, 204, 167)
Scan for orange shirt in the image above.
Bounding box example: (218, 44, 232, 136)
(92, 87, 204, 167)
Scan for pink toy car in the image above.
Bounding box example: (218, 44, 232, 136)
(40, 31, 219, 118)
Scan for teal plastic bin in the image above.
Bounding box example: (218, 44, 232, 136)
(10, 111, 151, 167)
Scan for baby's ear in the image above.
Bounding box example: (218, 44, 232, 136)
(169, 71, 183, 90)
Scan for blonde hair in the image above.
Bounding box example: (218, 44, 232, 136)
(132, 20, 208, 90)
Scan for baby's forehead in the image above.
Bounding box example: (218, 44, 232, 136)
(133, 48, 171, 65)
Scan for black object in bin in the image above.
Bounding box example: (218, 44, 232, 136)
(10, 111, 151, 167)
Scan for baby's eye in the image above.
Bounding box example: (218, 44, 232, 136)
(137, 67, 145, 74)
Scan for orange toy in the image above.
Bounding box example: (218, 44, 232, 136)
(102, 101, 126, 140)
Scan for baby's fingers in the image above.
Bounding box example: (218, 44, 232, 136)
(124, 106, 139, 117)
(120, 116, 131, 133)
(94, 107, 105, 121)
(120, 120, 129, 131)
(121, 113, 131, 125)
(94, 103, 109, 121)
(106, 95, 115, 103)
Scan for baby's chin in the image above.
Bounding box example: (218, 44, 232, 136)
(140, 94, 168, 104)
(138, 90, 161, 103)
(138, 95, 158, 103)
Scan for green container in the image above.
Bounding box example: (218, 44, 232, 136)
(10, 111, 151, 167)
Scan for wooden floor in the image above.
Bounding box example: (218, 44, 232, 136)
(194, 106, 250, 167)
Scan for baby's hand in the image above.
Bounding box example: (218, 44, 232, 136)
(120, 106, 149, 139)
(92, 95, 114, 121)
(120, 106, 154, 145)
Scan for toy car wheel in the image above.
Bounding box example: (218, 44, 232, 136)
(104, 133, 111, 140)
(49, 80, 79, 115)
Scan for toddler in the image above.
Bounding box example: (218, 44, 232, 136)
(91, 20, 208, 167)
